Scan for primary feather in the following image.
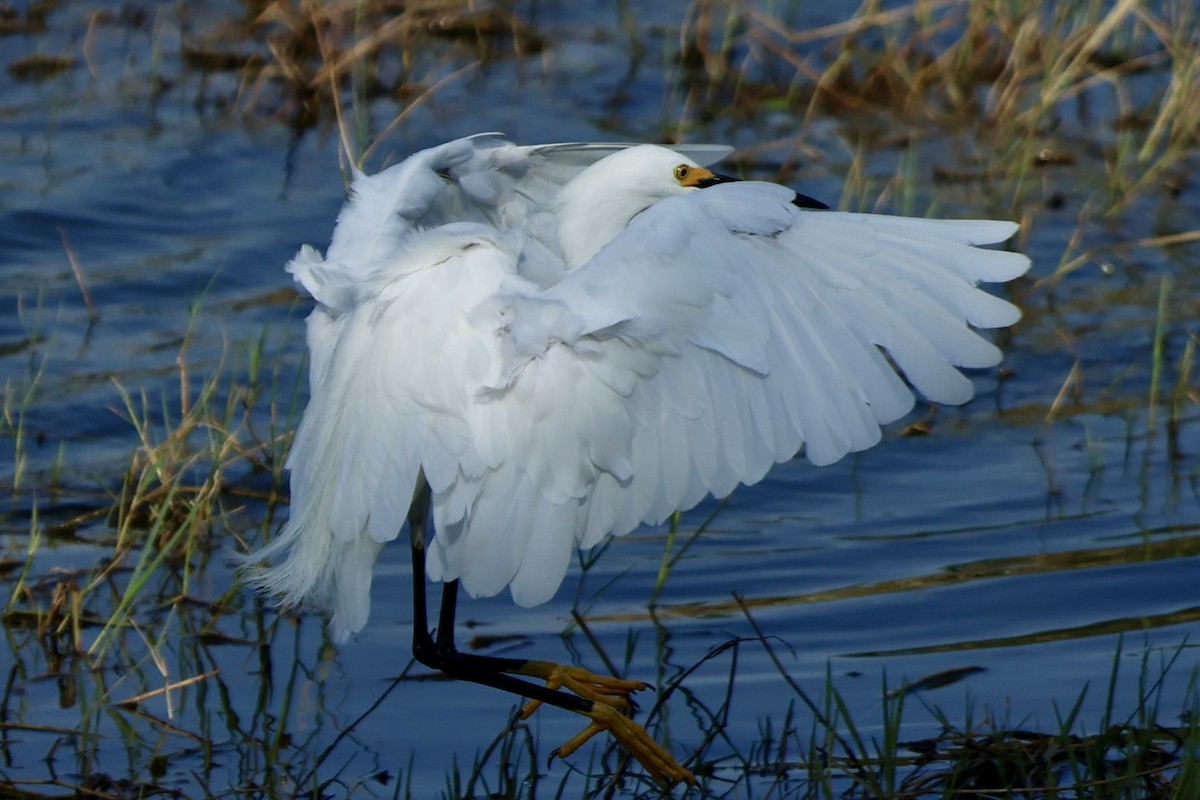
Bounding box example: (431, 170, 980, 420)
(246, 134, 1030, 639)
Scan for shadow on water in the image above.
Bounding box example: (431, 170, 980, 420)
(2, 0, 1200, 797)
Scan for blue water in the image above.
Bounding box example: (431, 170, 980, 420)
(3, 1, 1198, 797)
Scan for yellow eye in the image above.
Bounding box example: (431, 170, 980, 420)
(673, 164, 690, 181)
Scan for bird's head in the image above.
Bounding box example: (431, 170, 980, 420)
(555, 145, 736, 268)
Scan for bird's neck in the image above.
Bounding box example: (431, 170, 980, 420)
(554, 181, 649, 270)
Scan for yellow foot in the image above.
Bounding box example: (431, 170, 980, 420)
(515, 662, 696, 786)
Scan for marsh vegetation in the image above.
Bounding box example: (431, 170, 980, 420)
(2, 0, 1199, 797)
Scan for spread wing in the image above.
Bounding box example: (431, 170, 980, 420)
(424, 181, 1029, 608)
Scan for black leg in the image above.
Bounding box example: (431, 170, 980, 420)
(407, 479, 591, 713)
(403, 475, 694, 785)
(436, 580, 457, 651)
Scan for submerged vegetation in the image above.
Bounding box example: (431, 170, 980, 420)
(2, 0, 1199, 796)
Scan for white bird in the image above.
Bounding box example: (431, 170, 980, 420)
(245, 132, 1030, 784)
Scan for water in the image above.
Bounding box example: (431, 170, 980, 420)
(3, 1, 1198, 797)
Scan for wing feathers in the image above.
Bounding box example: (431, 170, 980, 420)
(436, 185, 1027, 606)
(250, 137, 1029, 637)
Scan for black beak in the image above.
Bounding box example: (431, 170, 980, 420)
(695, 172, 740, 188)
(791, 192, 829, 210)
(696, 171, 829, 210)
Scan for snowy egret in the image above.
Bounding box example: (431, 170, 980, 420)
(246, 133, 1029, 784)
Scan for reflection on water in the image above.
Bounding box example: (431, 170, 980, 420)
(2, 0, 1199, 796)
